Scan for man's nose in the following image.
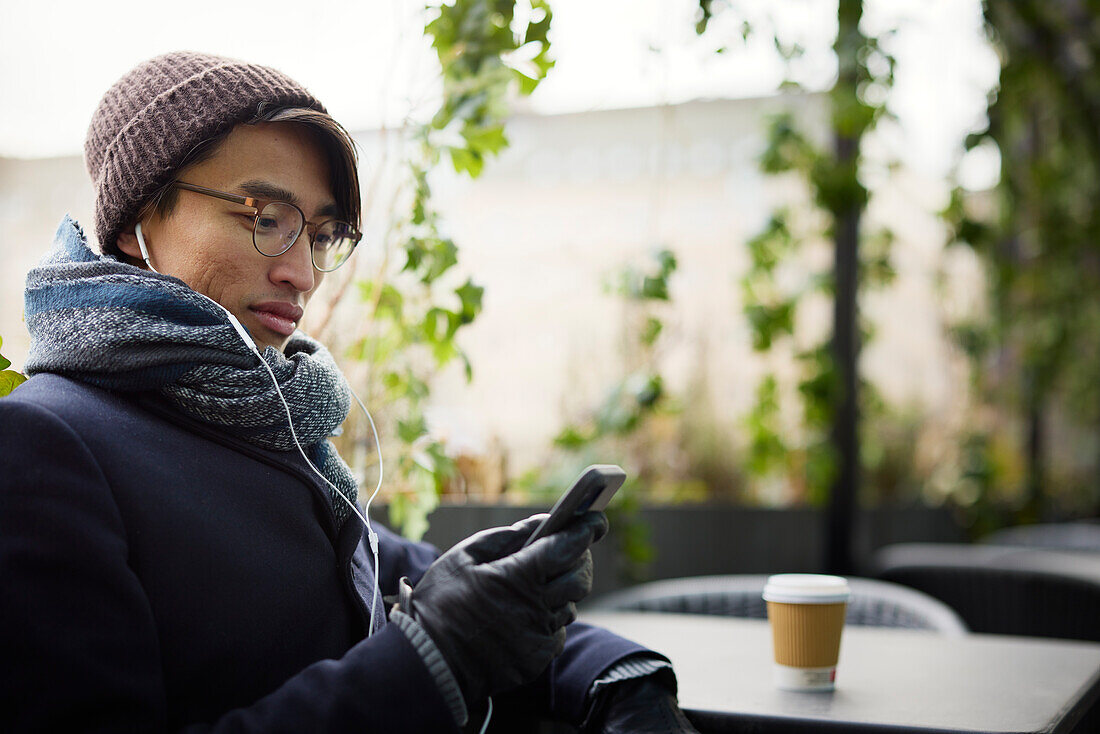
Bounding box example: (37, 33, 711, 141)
(269, 228, 317, 292)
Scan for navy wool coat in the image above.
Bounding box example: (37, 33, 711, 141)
(0, 374, 649, 732)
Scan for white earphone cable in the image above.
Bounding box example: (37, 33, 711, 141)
(136, 222, 385, 635)
(479, 696, 494, 734)
(254, 353, 384, 636)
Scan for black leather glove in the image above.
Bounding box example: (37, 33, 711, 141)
(587, 675, 700, 733)
(401, 511, 607, 707)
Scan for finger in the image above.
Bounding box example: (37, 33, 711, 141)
(548, 601, 578, 630)
(542, 550, 594, 607)
(463, 513, 549, 562)
(515, 512, 606, 580)
(520, 598, 578, 637)
(579, 510, 610, 544)
(509, 513, 550, 535)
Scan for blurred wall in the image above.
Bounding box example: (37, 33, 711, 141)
(424, 96, 813, 470)
(409, 96, 975, 473)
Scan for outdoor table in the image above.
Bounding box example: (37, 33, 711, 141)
(581, 611, 1100, 733)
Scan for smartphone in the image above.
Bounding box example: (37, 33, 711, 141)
(522, 464, 626, 548)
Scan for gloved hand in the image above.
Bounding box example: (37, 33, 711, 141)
(401, 511, 607, 707)
(587, 676, 700, 733)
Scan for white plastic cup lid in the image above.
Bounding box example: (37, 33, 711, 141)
(762, 574, 850, 604)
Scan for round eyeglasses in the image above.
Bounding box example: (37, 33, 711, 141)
(172, 181, 362, 272)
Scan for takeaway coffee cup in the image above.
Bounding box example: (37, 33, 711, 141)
(763, 574, 850, 691)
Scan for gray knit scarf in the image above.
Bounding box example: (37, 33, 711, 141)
(24, 216, 358, 524)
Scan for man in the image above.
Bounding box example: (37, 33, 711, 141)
(0, 52, 699, 733)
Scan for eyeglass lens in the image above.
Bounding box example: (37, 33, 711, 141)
(253, 202, 357, 272)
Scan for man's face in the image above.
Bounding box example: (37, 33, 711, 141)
(122, 122, 334, 353)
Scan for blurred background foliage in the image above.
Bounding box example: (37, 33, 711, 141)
(942, 0, 1100, 530)
(2, 0, 1097, 544)
(369, 0, 1100, 542)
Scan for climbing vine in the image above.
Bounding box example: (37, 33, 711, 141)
(941, 0, 1100, 522)
(339, 0, 557, 539)
(551, 249, 677, 460)
(698, 1, 898, 509)
(517, 248, 678, 579)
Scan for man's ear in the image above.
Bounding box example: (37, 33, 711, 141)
(116, 226, 143, 260)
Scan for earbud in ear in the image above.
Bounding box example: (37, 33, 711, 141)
(135, 222, 158, 273)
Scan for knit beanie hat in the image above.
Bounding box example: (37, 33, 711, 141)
(84, 51, 326, 256)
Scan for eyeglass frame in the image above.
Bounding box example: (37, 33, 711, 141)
(171, 181, 362, 272)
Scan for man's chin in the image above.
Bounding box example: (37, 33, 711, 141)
(256, 336, 289, 354)
(238, 316, 292, 354)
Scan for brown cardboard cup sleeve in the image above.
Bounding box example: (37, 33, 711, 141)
(763, 574, 850, 691)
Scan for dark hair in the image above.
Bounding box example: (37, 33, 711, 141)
(130, 105, 360, 253)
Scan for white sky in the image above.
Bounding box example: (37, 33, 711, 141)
(0, 0, 998, 182)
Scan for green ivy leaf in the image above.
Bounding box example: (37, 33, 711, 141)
(554, 424, 593, 450)
(0, 370, 27, 397)
(530, 52, 555, 79)
(431, 337, 459, 366)
(425, 238, 460, 283)
(403, 237, 427, 273)
(455, 279, 485, 324)
(797, 350, 838, 430)
(809, 155, 868, 214)
(694, 0, 714, 35)
(760, 114, 813, 173)
(449, 146, 484, 177)
(462, 123, 508, 156)
(655, 249, 677, 277)
(593, 382, 644, 436)
(746, 211, 794, 273)
(744, 376, 788, 477)
(397, 415, 428, 444)
(382, 370, 403, 394)
(524, 2, 552, 45)
(745, 301, 795, 351)
(640, 275, 669, 300)
(423, 307, 461, 345)
(512, 69, 540, 95)
(384, 369, 430, 402)
(963, 131, 989, 151)
(950, 322, 990, 360)
(403, 470, 438, 541)
(358, 281, 405, 321)
(640, 317, 663, 346)
(0, 336, 25, 397)
(630, 373, 663, 408)
(460, 351, 474, 383)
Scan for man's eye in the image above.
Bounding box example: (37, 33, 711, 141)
(256, 215, 280, 231)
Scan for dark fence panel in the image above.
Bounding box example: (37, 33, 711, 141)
(372, 504, 966, 596)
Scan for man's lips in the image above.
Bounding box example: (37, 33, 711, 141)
(248, 301, 304, 337)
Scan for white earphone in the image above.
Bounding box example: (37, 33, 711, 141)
(135, 222, 385, 636)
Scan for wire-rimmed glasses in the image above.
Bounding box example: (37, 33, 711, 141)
(172, 181, 361, 272)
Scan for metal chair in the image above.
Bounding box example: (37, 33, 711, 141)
(871, 543, 1100, 642)
(584, 574, 969, 635)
